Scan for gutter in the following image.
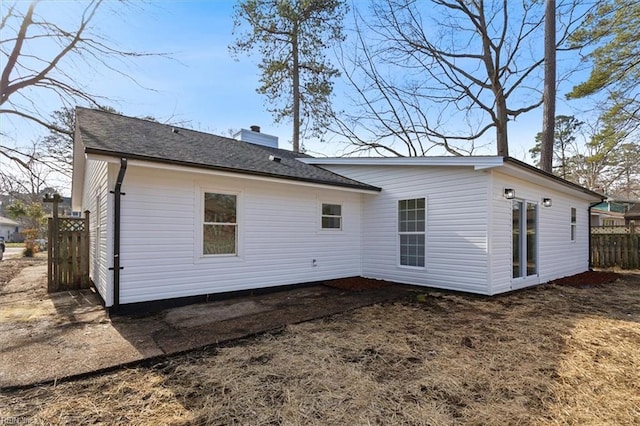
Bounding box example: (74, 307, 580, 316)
(110, 158, 127, 312)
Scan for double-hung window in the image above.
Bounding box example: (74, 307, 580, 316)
(570, 207, 577, 241)
(398, 198, 426, 267)
(321, 203, 342, 229)
(203, 192, 237, 255)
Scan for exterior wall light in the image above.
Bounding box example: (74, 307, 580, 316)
(543, 198, 552, 207)
(504, 188, 515, 199)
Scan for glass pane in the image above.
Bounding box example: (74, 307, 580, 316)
(571, 207, 576, 223)
(204, 193, 236, 223)
(398, 198, 425, 233)
(527, 203, 537, 276)
(322, 216, 341, 229)
(512, 201, 521, 278)
(400, 234, 425, 267)
(203, 224, 236, 255)
(399, 210, 407, 232)
(322, 204, 341, 216)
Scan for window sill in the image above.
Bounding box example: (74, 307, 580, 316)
(397, 264, 426, 271)
(194, 254, 244, 264)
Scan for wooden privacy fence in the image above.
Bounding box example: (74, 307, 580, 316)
(591, 224, 639, 269)
(48, 212, 91, 292)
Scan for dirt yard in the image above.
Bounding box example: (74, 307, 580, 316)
(0, 256, 46, 292)
(1, 267, 639, 425)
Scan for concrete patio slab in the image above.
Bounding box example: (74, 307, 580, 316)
(0, 265, 412, 389)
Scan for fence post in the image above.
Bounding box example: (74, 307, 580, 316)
(47, 217, 53, 292)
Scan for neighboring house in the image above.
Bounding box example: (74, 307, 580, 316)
(72, 108, 603, 312)
(590, 210, 627, 227)
(0, 216, 21, 242)
(590, 199, 633, 227)
(58, 196, 81, 217)
(625, 203, 640, 225)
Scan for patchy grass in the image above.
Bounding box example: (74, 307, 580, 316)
(1, 272, 639, 425)
(4, 242, 26, 248)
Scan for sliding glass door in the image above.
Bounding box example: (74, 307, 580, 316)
(512, 200, 537, 279)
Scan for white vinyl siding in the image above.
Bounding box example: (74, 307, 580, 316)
(325, 165, 491, 294)
(80, 157, 600, 305)
(82, 159, 111, 305)
(116, 166, 363, 304)
(489, 171, 592, 294)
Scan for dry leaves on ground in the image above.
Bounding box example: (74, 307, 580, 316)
(1, 271, 639, 425)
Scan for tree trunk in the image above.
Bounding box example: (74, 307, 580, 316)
(292, 22, 300, 153)
(496, 91, 509, 157)
(540, 0, 556, 172)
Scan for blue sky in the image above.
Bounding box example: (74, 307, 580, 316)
(2, 0, 595, 165)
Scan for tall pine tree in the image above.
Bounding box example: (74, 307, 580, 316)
(230, 0, 347, 152)
(568, 0, 640, 128)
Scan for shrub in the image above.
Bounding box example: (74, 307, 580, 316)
(23, 245, 34, 257)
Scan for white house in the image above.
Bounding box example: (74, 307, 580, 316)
(0, 216, 20, 242)
(72, 108, 603, 312)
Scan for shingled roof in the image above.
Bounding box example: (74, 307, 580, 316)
(74, 107, 380, 192)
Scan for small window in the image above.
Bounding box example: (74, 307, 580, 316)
(570, 207, 577, 241)
(398, 198, 425, 267)
(203, 192, 237, 255)
(321, 203, 342, 229)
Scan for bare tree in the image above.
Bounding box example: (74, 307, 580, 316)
(40, 105, 121, 180)
(0, 0, 162, 163)
(0, 141, 55, 202)
(40, 107, 75, 179)
(335, 0, 588, 157)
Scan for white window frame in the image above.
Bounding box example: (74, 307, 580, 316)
(199, 188, 241, 258)
(320, 202, 342, 230)
(570, 207, 577, 242)
(397, 197, 426, 269)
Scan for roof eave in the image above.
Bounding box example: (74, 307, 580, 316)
(84, 149, 381, 193)
(298, 156, 504, 170)
(503, 157, 604, 200)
